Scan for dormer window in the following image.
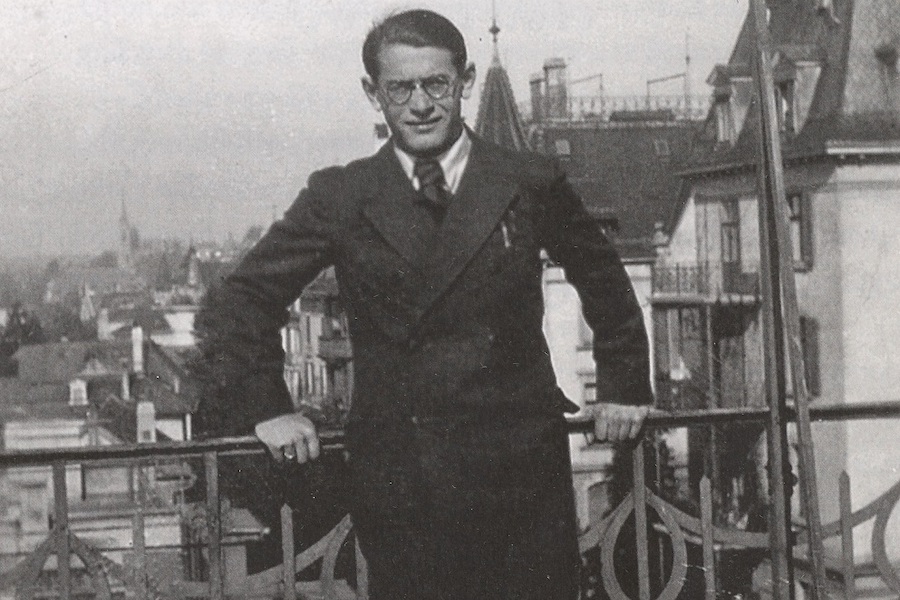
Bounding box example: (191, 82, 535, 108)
(775, 79, 796, 135)
(69, 379, 88, 406)
(715, 99, 736, 144)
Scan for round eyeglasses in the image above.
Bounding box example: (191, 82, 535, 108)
(381, 76, 455, 105)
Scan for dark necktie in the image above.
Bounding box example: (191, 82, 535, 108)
(413, 158, 451, 219)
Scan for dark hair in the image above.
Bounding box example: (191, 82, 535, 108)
(362, 9, 467, 81)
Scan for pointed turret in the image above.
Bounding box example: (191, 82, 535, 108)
(474, 11, 530, 151)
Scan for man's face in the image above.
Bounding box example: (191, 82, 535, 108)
(363, 44, 475, 157)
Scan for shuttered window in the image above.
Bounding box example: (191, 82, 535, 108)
(799, 316, 821, 397)
(787, 192, 813, 271)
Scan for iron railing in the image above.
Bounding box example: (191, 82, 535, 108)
(652, 261, 762, 303)
(1, 402, 899, 599)
(520, 94, 712, 124)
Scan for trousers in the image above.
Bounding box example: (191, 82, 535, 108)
(346, 412, 581, 600)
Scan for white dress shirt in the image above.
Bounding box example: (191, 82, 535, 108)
(392, 128, 472, 195)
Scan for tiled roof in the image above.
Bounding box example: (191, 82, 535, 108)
(475, 52, 530, 151)
(301, 267, 339, 298)
(0, 379, 93, 423)
(688, 0, 900, 173)
(542, 121, 696, 259)
(13, 340, 131, 384)
(134, 375, 198, 416)
(45, 266, 146, 303)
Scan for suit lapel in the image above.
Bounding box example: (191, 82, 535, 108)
(360, 143, 427, 267)
(416, 136, 519, 310)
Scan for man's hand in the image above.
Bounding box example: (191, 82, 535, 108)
(254, 413, 320, 464)
(593, 403, 650, 443)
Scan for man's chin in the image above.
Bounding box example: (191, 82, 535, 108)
(396, 130, 452, 157)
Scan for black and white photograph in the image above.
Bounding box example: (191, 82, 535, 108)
(0, 1, 899, 598)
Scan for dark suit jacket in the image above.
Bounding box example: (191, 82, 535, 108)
(192, 132, 653, 597)
(194, 133, 651, 437)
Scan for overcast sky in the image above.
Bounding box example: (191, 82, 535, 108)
(0, 0, 747, 257)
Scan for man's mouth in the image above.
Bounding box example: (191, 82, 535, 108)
(406, 117, 441, 131)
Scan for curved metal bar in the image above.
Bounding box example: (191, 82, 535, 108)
(871, 486, 900, 593)
(600, 493, 636, 600)
(649, 494, 689, 600)
(67, 533, 115, 600)
(321, 514, 356, 600)
(796, 477, 900, 543)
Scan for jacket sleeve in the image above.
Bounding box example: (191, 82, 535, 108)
(538, 161, 653, 407)
(192, 168, 344, 438)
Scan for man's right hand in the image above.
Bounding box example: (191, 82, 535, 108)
(254, 413, 320, 464)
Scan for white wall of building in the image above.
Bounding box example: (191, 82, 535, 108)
(833, 163, 900, 560)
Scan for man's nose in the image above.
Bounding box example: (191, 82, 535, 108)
(408, 87, 436, 115)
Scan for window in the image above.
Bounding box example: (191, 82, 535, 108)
(721, 201, 740, 264)
(579, 372, 597, 405)
(715, 99, 735, 144)
(787, 192, 813, 270)
(799, 316, 821, 396)
(775, 80, 796, 135)
(554, 139, 571, 158)
(304, 361, 315, 396)
(82, 466, 132, 501)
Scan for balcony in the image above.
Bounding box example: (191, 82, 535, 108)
(1, 402, 899, 599)
(520, 93, 712, 123)
(652, 261, 761, 305)
(318, 336, 352, 364)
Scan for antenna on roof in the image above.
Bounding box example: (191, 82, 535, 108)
(489, 0, 501, 62)
(684, 30, 692, 108)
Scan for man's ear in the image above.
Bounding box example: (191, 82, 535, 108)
(362, 77, 382, 111)
(460, 63, 476, 100)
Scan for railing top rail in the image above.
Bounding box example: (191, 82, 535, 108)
(1, 400, 898, 467)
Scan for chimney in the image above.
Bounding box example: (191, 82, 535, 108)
(121, 371, 131, 402)
(131, 325, 145, 375)
(136, 400, 156, 443)
(543, 58, 569, 120)
(97, 308, 112, 341)
(529, 73, 545, 123)
(68, 378, 88, 406)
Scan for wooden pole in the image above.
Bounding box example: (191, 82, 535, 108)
(749, 0, 828, 597)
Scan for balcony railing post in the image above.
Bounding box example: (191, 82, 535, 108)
(840, 473, 855, 600)
(632, 442, 651, 600)
(700, 477, 716, 600)
(52, 461, 72, 600)
(281, 503, 297, 600)
(132, 465, 148, 600)
(204, 451, 225, 600)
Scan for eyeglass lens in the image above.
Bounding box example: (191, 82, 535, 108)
(384, 77, 452, 105)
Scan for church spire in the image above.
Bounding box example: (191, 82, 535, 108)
(489, 1, 501, 63)
(475, 2, 529, 151)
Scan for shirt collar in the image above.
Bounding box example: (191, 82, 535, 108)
(392, 128, 472, 194)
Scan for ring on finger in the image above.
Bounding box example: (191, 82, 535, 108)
(282, 445, 296, 460)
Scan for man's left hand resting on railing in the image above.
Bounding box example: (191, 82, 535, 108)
(255, 413, 320, 464)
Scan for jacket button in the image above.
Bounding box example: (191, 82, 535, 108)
(410, 416, 420, 425)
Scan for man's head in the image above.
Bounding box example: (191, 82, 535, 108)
(362, 9, 476, 158)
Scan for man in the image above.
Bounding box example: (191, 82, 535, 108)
(195, 9, 651, 599)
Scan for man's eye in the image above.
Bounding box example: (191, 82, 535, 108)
(386, 82, 414, 93)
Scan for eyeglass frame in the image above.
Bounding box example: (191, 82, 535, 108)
(378, 75, 461, 106)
